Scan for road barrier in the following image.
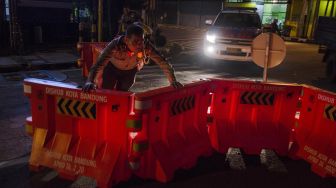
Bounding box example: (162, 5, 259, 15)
(23, 78, 133, 188)
(24, 77, 336, 186)
(131, 80, 213, 182)
(291, 86, 336, 177)
(77, 42, 108, 77)
(207, 79, 302, 155)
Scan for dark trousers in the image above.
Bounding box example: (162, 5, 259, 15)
(102, 63, 138, 91)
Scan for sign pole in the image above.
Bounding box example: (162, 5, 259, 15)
(263, 32, 271, 82)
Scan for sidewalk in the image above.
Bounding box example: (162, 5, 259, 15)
(0, 48, 79, 73)
(282, 36, 315, 43)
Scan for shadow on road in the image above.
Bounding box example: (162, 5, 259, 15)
(311, 77, 336, 93)
(113, 152, 336, 188)
(175, 53, 263, 79)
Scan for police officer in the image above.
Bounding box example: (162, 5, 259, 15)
(270, 19, 281, 35)
(83, 24, 183, 92)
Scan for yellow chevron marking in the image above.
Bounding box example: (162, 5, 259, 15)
(324, 104, 330, 119)
(252, 92, 258, 105)
(332, 107, 336, 121)
(86, 102, 95, 119)
(329, 106, 336, 122)
(260, 93, 267, 105)
(77, 101, 86, 118)
(56, 97, 62, 114)
(266, 93, 272, 105)
(55, 97, 95, 119)
(245, 92, 252, 103)
(25, 124, 33, 135)
(69, 100, 78, 117)
(324, 104, 332, 120)
(61, 98, 70, 115)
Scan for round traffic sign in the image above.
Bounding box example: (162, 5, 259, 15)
(252, 33, 286, 68)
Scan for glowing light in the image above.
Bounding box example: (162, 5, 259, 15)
(207, 106, 212, 114)
(206, 34, 216, 43)
(207, 46, 215, 53)
(129, 132, 138, 139)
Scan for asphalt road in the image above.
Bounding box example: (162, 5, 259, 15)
(0, 26, 336, 187)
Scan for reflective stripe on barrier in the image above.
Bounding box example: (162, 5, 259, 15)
(208, 79, 301, 155)
(126, 119, 142, 130)
(24, 78, 133, 188)
(291, 86, 336, 177)
(25, 116, 33, 136)
(24, 84, 32, 94)
(132, 80, 213, 182)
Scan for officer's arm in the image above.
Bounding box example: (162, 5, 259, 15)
(86, 41, 115, 83)
(83, 41, 116, 92)
(146, 43, 183, 88)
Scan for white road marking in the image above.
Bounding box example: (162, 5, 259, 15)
(41, 171, 59, 182)
(0, 156, 29, 169)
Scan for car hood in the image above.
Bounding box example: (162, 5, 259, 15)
(207, 26, 262, 40)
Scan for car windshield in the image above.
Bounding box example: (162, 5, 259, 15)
(214, 12, 261, 28)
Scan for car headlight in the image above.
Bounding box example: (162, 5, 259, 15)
(206, 34, 216, 43)
(206, 46, 215, 53)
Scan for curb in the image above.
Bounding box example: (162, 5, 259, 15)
(283, 37, 315, 43)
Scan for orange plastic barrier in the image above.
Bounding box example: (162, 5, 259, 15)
(291, 86, 336, 177)
(207, 79, 301, 155)
(130, 81, 213, 182)
(23, 78, 133, 188)
(24, 77, 336, 184)
(77, 42, 108, 77)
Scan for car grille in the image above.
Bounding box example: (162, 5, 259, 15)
(220, 50, 249, 56)
(217, 39, 252, 45)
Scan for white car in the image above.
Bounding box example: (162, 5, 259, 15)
(204, 8, 262, 62)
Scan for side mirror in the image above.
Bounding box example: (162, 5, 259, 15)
(205, 19, 213, 25)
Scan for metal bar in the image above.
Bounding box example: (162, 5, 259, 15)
(325, 0, 330, 16)
(98, 0, 103, 42)
(9, 0, 13, 48)
(263, 33, 271, 82)
(331, 0, 335, 17)
(177, 0, 180, 25)
(199, 0, 202, 27)
(289, 0, 295, 21)
(311, 0, 321, 38)
(304, 0, 314, 38)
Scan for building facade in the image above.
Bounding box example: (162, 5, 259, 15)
(286, 0, 336, 39)
(155, 0, 289, 30)
(0, 0, 127, 54)
(156, 0, 336, 39)
(2, 0, 336, 55)
(0, 0, 94, 54)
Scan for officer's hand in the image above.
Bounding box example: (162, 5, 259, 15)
(171, 81, 183, 89)
(82, 81, 97, 92)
